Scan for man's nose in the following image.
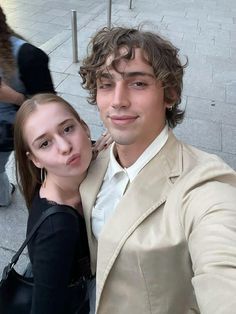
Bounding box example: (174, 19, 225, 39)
(112, 82, 130, 109)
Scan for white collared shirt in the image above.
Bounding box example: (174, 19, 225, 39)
(92, 125, 169, 239)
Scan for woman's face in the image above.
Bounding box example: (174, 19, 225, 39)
(24, 101, 92, 181)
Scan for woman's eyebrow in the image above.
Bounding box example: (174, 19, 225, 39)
(32, 119, 74, 145)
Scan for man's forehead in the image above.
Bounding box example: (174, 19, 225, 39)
(97, 47, 150, 75)
(105, 46, 130, 66)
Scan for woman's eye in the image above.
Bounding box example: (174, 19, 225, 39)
(64, 125, 74, 133)
(40, 140, 49, 149)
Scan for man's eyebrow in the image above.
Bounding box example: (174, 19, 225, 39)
(124, 72, 155, 79)
(98, 71, 155, 80)
(99, 72, 112, 79)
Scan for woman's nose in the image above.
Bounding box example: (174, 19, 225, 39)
(56, 136, 72, 154)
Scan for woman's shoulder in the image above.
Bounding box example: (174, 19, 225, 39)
(27, 192, 82, 235)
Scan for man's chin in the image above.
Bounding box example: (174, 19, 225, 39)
(112, 135, 135, 146)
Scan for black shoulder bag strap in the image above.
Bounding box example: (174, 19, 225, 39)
(8, 205, 78, 270)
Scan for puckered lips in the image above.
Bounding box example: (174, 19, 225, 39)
(66, 153, 81, 166)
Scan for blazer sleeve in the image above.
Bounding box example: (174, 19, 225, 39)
(17, 43, 55, 95)
(181, 166, 236, 314)
(30, 212, 78, 314)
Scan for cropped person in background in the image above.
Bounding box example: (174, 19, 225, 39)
(0, 5, 55, 207)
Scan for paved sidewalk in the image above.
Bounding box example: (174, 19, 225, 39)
(0, 0, 236, 273)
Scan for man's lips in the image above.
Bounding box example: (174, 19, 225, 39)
(109, 115, 138, 125)
(66, 154, 81, 166)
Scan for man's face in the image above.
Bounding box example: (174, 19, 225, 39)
(96, 48, 169, 152)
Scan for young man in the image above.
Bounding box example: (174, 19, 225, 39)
(80, 27, 236, 314)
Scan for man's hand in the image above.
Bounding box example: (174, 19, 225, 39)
(92, 130, 113, 159)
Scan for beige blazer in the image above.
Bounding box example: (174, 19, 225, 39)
(80, 131, 236, 314)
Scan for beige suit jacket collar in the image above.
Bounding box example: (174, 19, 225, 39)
(80, 149, 109, 273)
(80, 131, 183, 300)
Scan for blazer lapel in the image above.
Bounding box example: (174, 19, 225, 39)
(80, 150, 110, 273)
(96, 131, 183, 303)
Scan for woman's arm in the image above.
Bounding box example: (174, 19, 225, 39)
(0, 80, 25, 105)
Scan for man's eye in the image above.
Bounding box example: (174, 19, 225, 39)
(132, 81, 147, 87)
(97, 82, 112, 89)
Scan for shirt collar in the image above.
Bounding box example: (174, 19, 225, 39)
(107, 125, 169, 182)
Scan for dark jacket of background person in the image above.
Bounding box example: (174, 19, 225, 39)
(0, 5, 54, 207)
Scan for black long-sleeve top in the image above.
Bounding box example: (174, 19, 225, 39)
(18, 43, 55, 95)
(0, 39, 55, 152)
(27, 191, 90, 314)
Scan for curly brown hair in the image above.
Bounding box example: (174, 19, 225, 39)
(0, 6, 25, 82)
(80, 26, 188, 128)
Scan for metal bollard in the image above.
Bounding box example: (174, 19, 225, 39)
(71, 10, 78, 63)
(129, 0, 133, 9)
(107, 0, 112, 28)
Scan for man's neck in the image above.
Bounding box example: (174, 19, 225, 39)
(114, 125, 168, 168)
(115, 142, 151, 168)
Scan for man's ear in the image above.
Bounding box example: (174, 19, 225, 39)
(164, 88, 178, 108)
(26, 152, 42, 169)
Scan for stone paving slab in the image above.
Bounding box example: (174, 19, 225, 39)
(0, 0, 236, 275)
(185, 97, 236, 126)
(174, 117, 222, 151)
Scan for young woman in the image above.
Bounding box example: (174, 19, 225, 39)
(14, 93, 106, 314)
(0, 5, 54, 207)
